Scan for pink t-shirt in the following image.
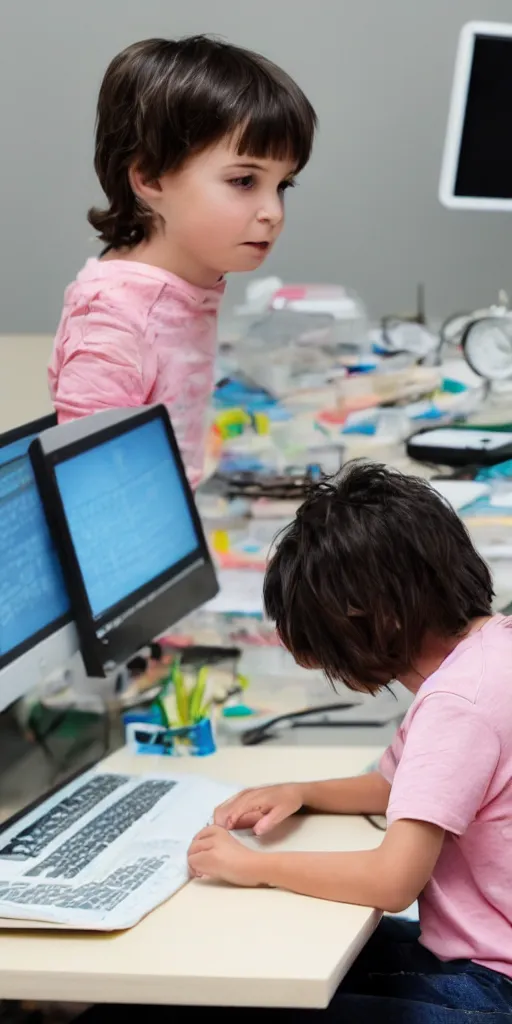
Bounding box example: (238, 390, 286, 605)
(379, 614, 512, 978)
(48, 258, 226, 488)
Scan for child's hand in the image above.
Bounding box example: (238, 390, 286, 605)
(213, 783, 304, 835)
(188, 826, 264, 887)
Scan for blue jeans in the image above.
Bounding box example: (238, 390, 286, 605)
(332, 917, 512, 1021)
(78, 918, 512, 1022)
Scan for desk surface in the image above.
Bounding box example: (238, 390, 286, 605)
(0, 745, 382, 1009)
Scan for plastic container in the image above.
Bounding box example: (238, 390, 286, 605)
(233, 282, 369, 396)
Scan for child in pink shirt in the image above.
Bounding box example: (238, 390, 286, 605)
(49, 36, 316, 487)
(186, 464, 512, 1021)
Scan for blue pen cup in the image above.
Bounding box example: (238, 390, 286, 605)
(124, 710, 216, 756)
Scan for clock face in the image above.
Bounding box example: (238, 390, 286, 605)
(463, 317, 512, 380)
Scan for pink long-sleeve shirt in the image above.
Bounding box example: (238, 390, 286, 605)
(49, 258, 225, 487)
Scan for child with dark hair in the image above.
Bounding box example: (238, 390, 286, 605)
(185, 462, 512, 1021)
(49, 36, 316, 486)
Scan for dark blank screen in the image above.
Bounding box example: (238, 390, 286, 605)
(455, 35, 512, 199)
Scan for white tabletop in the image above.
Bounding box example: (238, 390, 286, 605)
(0, 744, 383, 1008)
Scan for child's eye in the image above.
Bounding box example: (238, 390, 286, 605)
(229, 175, 255, 190)
(278, 179, 297, 194)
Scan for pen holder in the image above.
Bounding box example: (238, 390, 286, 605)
(124, 710, 216, 756)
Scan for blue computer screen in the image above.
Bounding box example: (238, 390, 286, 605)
(54, 418, 200, 619)
(0, 435, 70, 658)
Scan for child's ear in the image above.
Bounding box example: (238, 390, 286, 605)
(128, 164, 163, 205)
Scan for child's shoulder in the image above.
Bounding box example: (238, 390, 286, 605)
(417, 615, 512, 729)
(66, 258, 224, 319)
(72, 257, 171, 300)
(63, 258, 172, 332)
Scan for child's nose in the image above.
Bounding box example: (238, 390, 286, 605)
(257, 196, 284, 227)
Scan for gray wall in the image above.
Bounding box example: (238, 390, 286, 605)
(2, 0, 512, 332)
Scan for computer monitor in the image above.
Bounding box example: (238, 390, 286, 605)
(29, 405, 219, 678)
(0, 414, 79, 712)
(439, 22, 512, 210)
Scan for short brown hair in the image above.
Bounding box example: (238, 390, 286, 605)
(263, 462, 494, 691)
(88, 35, 317, 249)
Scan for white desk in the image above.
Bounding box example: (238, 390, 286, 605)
(0, 745, 383, 1009)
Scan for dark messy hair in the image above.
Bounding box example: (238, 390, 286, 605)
(88, 35, 317, 249)
(263, 462, 494, 692)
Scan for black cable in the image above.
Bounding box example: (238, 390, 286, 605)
(241, 702, 368, 746)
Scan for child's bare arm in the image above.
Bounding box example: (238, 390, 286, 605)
(188, 819, 444, 915)
(256, 819, 443, 913)
(301, 772, 390, 816)
(214, 773, 390, 835)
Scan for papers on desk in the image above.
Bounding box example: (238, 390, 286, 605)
(429, 479, 490, 511)
(205, 569, 266, 615)
(489, 490, 512, 508)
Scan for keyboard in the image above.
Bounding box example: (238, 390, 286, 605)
(0, 855, 169, 912)
(0, 774, 128, 861)
(0, 770, 237, 930)
(26, 780, 175, 879)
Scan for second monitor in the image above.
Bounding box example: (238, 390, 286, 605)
(0, 414, 78, 713)
(440, 21, 512, 210)
(30, 405, 219, 678)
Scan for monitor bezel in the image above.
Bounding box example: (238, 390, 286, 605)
(0, 413, 57, 453)
(0, 412, 73, 674)
(0, 411, 80, 713)
(439, 21, 512, 211)
(29, 405, 218, 677)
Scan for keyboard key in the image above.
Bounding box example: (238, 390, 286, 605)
(26, 780, 176, 879)
(0, 775, 128, 861)
(0, 855, 169, 913)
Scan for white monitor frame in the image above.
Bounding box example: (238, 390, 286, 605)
(439, 21, 512, 211)
(0, 415, 80, 713)
(0, 622, 80, 714)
